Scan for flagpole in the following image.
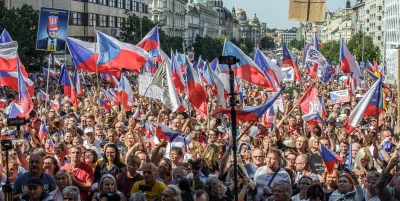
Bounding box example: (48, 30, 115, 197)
(94, 26, 100, 92)
(397, 49, 400, 129)
(44, 53, 52, 111)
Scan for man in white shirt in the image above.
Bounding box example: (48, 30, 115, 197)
(83, 127, 101, 157)
(165, 118, 191, 157)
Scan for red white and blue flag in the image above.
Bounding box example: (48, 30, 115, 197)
(154, 122, 180, 142)
(42, 67, 57, 78)
(137, 25, 161, 62)
(254, 49, 280, 91)
(340, 39, 365, 85)
(73, 70, 83, 97)
(262, 106, 275, 127)
(17, 59, 33, 118)
(144, 60, 157, 74)
(282, 43, 301, 81)
(170, 52, 185, 95)
(98, 98, 112, 111)
(8, 102, 24, 118)
(117, 75, 135, 110)
(320, 144, 339, 174)
(58, 64, 79, 108)
(186, 59, 208, 119)
(101, 73, 119, 86)
(39, 120, 47, 141)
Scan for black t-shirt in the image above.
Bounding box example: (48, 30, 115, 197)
(309, 153, 325, 175)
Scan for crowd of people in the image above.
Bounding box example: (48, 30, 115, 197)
(0, 51, 398, 201)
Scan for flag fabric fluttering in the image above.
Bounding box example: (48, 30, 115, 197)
(254, 49, 280, 91)
(340, 39, 365, 85)
(302, 112, 323, 130)
(154, 122, 181, 142)
(101, 73, 119, 86)
(144, 60, 157, 74)
(58, 64, 79, 108)
(186, 58, 208, 119)
(73, 70, 83, 97)
(262, 106, 275, 127)
(117, 75, 135, 110)
(39, 121, 48, 141)
(42, 67, 57, 78)
(320, 145, 339, 174)
(98, 98, 112, 111)
(220, 39, 275, 90)
(282, 43, 301, 81)
(343, 79, 384, 133)
(17, 58, 33, 118)
(137, 25, 161, 62)
(8, 102, 24, 118)
(170, 52, 185, 95)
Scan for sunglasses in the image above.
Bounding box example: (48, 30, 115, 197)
(48, 30, 58, 33)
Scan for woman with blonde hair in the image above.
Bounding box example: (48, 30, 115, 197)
(353, 147, 374, 172)
(201, 144, 220, 177)
(92, 174, 126, 201)
(183, 141, 203, 162)
(50, 170, 73, 201)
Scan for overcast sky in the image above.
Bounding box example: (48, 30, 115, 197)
(224, 0, 357, 29)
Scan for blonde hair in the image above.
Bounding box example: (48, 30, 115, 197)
(55, 170, 73, 186)
(201, 144, 219, 169)
(189, 141, 204, 157)
(353, 147, 373, 171)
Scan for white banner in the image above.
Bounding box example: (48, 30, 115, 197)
(282, 67, 294, 81)
(138, 75, 164, 99)
(268, 92, 285, 112)
(385, 49, 398, 84)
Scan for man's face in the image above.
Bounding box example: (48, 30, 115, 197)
(69, 147, 81, 163)
(193, 194, 207, 201)
(171, 119, 181, 131)
(142, 165, 155, 183)
(352, 144, 360, 158)
(137, 154, 146, 170)
(173, 169, 187, 184)
(326, 172, 338, 188)
(251, 150, 265, 167)
(107, 132, 118, 143)
(127, 161, 138, 175)
(272, 185, 286, 201)
(29, 155, 43, 175)
(48, 27, 59, 40)
(296, 137, 307, 150)
(28, 185, 44, 200)
(266, 153, 278, 169)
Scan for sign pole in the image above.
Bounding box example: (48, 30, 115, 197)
(397, 49, 400, 128)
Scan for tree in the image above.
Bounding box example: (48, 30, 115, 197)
(0, 1, 47, 67)
(288, 39, 305, 51)
(347, 31, 381, 63)
(260, 37, 276, 50)
(320, 40, 340, 64)
(192, 35, 225, 61)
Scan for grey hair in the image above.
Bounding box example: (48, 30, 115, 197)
(204, 176, 220, 198)
(129, 193, 146, 201)
(99, 174, 117, 194)
(167, 185, 182, 201)
(172, 166, 188, 178)
(62, 186, 80, 201)
(55, 170, 72, 186)
(273, 181, 293, 198)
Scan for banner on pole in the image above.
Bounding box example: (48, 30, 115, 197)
(268, 92, 285, 112)
(329, 90, 350, 104)
(138, 75, 163, 99)
(385, 49, 398, 84)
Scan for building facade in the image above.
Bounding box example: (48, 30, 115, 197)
(149, 0, 186, 37)
(6, 0, 150, 41)
(363, 0, 385, 52)
(384, 0, 400, 50)
(321, 3, 353, 43)
(232, 8, 262, 48)
(277, 32, 297, 46)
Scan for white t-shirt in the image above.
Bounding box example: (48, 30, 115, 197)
(165, 134, 191, 158)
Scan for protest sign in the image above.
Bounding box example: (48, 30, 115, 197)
(138, 75, 163, 99)
(268, 92, 285, 112)
(385, 49, 398, 84)
(329, 90, 350, 104)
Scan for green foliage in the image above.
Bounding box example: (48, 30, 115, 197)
(288, 39, 305, 51)
(231, 38, 254, 55)
(320, 40, 340, 64)
(0, 1, 46, 67)
(121, 12, 185, 54)
(260, 37, 276, 50)
(347, 32, 381, 63)
(192, 35, 225, 61)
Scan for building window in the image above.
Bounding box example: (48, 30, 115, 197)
(98, 0, 107, 5)
(125, 0, 131, 9)
(89, 0, 96, 3)
(89, 14, 97, 26)
(154, 14, 159, 22)
(99, 15, 107, 27)
(109, 16, 116, 27)
(161, 0, 167, 8)
(139, 3, 143, 12)
(133, 1, 138, 11)
(144, 5, 148, 14)
(117, 0, 123, 8)
(72, 12, 84, 25)
(109, 0, 116, 7)
(118, 17, 124, 27)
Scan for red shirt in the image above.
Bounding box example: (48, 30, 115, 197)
(61, 162, 94, 201)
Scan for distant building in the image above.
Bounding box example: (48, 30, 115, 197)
(384, 0, 400, 50)
(321, 1, 353, 43)
(149, 0, 186, 37)
(277, 32, 297, 46)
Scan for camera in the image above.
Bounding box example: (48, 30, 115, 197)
(138, 184, 152, 192)
(7, 118, 27, 127)
(218, 56, 240, 65)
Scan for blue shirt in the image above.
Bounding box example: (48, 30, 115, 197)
(13, 171, 56, 195)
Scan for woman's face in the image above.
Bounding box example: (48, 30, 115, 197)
(356, 173, 365, 186)
(63, 194, 77, 201)
(119, 134, 125, 143)
(102, 178, 115, 192)
(169, 151, 181, 163)
(105, 147, 116, 162)
(299, 178, 312, 193)
(240, 144, 248, 155)
(364, 177, 376, 195)
(84, 152, 94, 164)
(56, 174, 69, 190)
(64, 133, 72, 143)
(263, 139, 272, 150)
(338, 176, 352, 194)
(285, 153, 296, 167)
(339, 143, 348, 154)
(161, 187, 174, 201)
(43, 158, 55, 174)
(72, 139, 80, 145)
(158, 159, 171, 173)
(126, 134, 135, 146)
(360, 155, 370, 168)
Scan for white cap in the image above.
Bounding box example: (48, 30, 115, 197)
(84, 127, 94, 134)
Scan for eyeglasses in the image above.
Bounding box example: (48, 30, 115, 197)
(48, 30, 58, 33)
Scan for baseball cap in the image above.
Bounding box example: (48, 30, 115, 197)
(26, 178, 43, 187)
(84, 127, 94, 134)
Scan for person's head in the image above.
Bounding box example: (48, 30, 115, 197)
(159, 158, 173, 175)
(43, 155, 60, 175)
(272, 181, 293, 201)
(69, 146, 82, 164)
(338, 173, 355, 194)
(55, 170, 72, 191)
(188, 158, 203, 177)
(323, 169, 339, 189)
(26, 178, 44, 200)
(86, 114, 96, 128)
(295, 154, 310, 172)
(298, 176, 312, 193)
(107, 129, 119, 143)
(84, 149, 98, 165)
(204, 176, 226, 199)
(339, 139, 348, 154)
(251, 148, 265, 167)
(104, 143, 120, 164)
(99, 174, 117, 194)
(115, 122, 125, 134)
(172, 166, 188, 185)
(171, 118, 182, 131)
(62, 186, 80, 201)
(169, 146, 183, 164)
(136, 151, 147, 170)
(284, 150, 297, 167)
(84, 127, 95, 142)
(353, 147, 373, 170)
(296, 136, 308, 152)
(307, 184, 324, 201)
(162, 184, 182, 201)
(54, 142, 68, 157)
(29, 154, 44, 176)
(201, 144, 219, 167)
(192, 189, 209, 201)
(129, 193, 147, 201)
(266, 149, 280, 170)
(142, 163, 157, 184)
(365, 171, 379, 196)
(126, 155, 141, 176)
(351, 143, 361, 158)
(208, 128, 220, 143)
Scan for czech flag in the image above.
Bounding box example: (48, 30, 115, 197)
(202, 63, 214, 88)
(321, 144, 339, 174)
(73, 70, 83, 97)
(312, 32, 322, 50)
(42, 67, 57, 79)
(254, 49, 280, 91)
(175, 51, 186, 74)
(0, 71, 34, 96)
(302, 111, 323, 130)
(141, 123, 154, 138)
(0, 33, 28, 77)
(170, 52, 185, 94)
(340, 39, 364, 84)
(346, 73, 357, 96)
(38, 121, 47, 141)
(0, 98, 6, 108)
(98, 98, 112, 111)
(59, 64, 79, 108)
(0, 29, 12, 43)
(67, 37, 122, 77)
(144, 60, 157, 74)
(137, 25, 161, 62)
(50, 100, 60, 108)
(262, 106, 275, 127)
(282, 43, 301, 81)
(101, 73, 119, 86)
(220, 39, 274, 89)
(209, 58, 219, 73)
(186, 59, 208, 120)
(213, 87, 285, 125)
(39, 90, 49, 101)
(49, 137, 54, 154)
(154, 122, 180, 142)
(97, 30, 149, 71)
(101, 88, 119, 105)
(343, 79, 384, 133)
(117, 75, 134, 110)
(364, 60, 374, 72)
(8, 102, 24, 118)
(17, 59, 33, 118)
